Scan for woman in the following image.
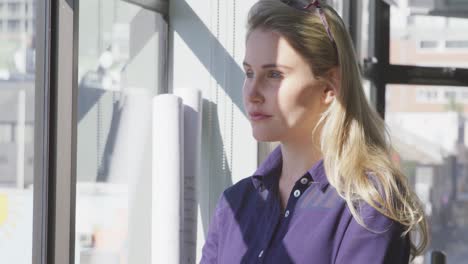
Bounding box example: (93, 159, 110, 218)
(201, 0, 429, 263)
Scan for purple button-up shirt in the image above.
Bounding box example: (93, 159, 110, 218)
(200, 145, 410, 263)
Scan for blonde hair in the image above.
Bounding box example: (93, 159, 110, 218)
(247, 0, 429, 257)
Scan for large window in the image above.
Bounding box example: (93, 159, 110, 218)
(76, 1, 167, 263)
(7, 19, 20, 33)
(390, 4, 468, 68)
(5, 0, 468, 263)
(0, 0, 36, 263)
(7, 3, 20, 15)
(386, 84, 468, 263)
(387, 2, 468, 263)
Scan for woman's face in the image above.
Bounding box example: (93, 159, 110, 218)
(242, 28, 333, 143)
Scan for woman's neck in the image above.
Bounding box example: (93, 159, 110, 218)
(279, 141, 322, 184)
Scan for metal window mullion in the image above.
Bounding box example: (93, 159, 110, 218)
(51, 0, 79, 263)
(369, 0, 390, 119)
(32, 0, 51, 263)
(349, 0, 362, 60)
(386, 65, 468, 87)
(33, 0, 79, 263)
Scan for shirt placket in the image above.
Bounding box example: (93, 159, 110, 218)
(257, 174, 312, 263)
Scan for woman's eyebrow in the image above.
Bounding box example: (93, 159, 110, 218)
(242, 61, 292, 70)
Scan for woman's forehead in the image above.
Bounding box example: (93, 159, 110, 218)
(245, 29, 303, 68)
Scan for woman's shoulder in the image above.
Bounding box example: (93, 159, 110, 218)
(348, 200, 403, 234)
(339, 172, 403, 233)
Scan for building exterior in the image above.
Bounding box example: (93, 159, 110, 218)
(0, 0, 36, 35)
(387, 1, 468, 261)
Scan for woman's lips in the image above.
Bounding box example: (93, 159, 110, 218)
(249, 114, 272, 121)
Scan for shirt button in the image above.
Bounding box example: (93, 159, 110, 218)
(258, 249, 264, 258)
(300, 178, 308, 184)
(285, 210, 290, 218)
(293, 189, 301, 197)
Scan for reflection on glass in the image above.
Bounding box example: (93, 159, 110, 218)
(390, 3, 468, 68)
(77, 1, 167, 263)
(0, 0, 36, 263)
(386, 84, 468, 264)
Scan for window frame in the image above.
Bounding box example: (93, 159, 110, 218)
(33, 0, 79, 263)
(32, 1, 169, 263)
(363, 0, 468, 119)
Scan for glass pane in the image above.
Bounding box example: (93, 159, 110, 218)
(328, 0, 345, 18)
(390, 3, 468, 68)
(0, 0, 36, 262)
(76, 1, 167, 263)
(386, 84, 468, 263)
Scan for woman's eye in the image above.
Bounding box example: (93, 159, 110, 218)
(268, 71, 283, 79)
(245, 70, 254, 78)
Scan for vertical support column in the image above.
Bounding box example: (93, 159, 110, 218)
(33, 0, 51, 262)
(54, 0, 79, 262)
(372, 0, 390, 119)
(33, 0, 79, 263)
(348, 0, 362, 59)
(50, 0, 79, 263)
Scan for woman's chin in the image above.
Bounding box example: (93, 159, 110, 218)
(252, 130, 279, 142)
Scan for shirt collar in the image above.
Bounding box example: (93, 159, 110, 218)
(250, 145, 329, 192)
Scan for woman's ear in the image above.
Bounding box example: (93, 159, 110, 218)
(322, 86, 335, 105)
(321, 67, 340, 105)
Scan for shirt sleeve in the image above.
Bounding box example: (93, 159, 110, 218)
(200, 192, 226, 264)
(334, 204, 410, 264)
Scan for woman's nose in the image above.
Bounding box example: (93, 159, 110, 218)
(246, 80, 264, 103)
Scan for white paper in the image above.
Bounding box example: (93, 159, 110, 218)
(152, 94, 184, 264)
